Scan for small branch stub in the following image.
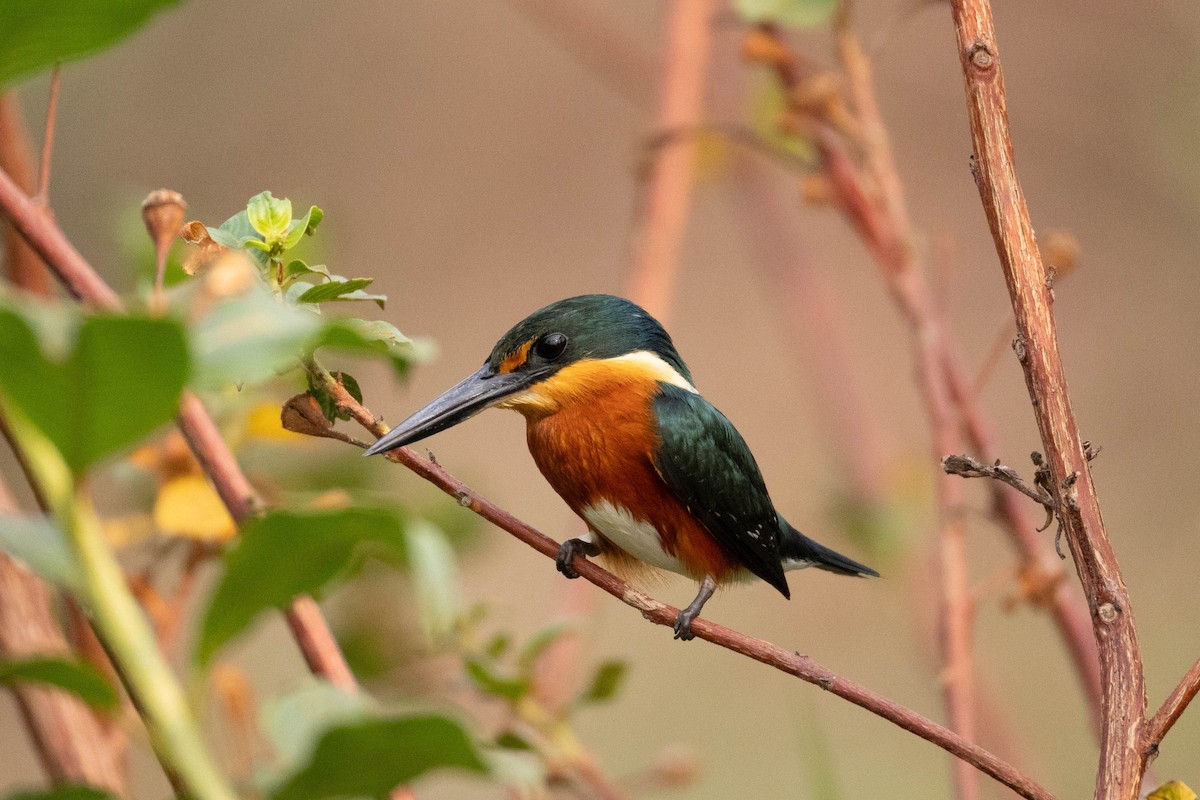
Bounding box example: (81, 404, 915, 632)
(942, 453, 1055, 511)
(968, 41, 995, 71)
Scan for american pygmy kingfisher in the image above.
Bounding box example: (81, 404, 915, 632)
(365, 294, 877, 640)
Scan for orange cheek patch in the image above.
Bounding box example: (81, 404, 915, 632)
(498, 340, 533, 374)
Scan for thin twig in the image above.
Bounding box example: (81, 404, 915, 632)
(1142, 657, 1200, 757)
(295, 362, 1056, 800)
(947, 3, 1147, 797)
(941, 344, 1103, 727)
(35, 66, 61, 204)
(942, 454, 1055, 511)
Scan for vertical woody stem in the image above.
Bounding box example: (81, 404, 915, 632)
(946, 2, 1146, 797)
(625, 0, 716, 322)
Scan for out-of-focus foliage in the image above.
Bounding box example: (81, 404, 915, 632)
(734, 0, 835, 28)
(2, 788, 116, 800)
(196, 507, 411, 665)
(261, 681, 486, 799)
(269, 715, 486, 800)
(0, 657, 118, 711)
(0, 186, 635, 798)
(0, 515, 77, 589)
(0, 307, 188, 476)
(0, 0, 184, 87)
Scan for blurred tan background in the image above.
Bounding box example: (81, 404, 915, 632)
(3, 0, 1200, 797)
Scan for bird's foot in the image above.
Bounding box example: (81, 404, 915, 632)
(673, 609, 699, 641)
(673, 575, 717, 642)
(556, 537, 601, 579)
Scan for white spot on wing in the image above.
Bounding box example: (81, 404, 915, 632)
(582, 500, 689, 576)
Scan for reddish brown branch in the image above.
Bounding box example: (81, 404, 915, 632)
(297, 367, 1055, 800)
(624, 0, 717, 324)
(946, 2, 1146, 797)
(1142, 657, 1200, 757)
(0, 93, 52, 295)
(36, 67, 61, 203)
(0, 164, 358, 696)
(0, 103, 128, 791)
(746, 20, 1103, 740)
(0, 480, 128, 795)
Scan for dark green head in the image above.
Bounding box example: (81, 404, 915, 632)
(364, 294, 690, 456)
(485, 294, 691, 382)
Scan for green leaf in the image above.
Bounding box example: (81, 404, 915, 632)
(734, 0, 835, 28)
(0, 308, 189, 475)
(316, 317, 425, 377)
(464, 658, 529, 702)
(243, 238, 272, 253)
(282, 259, 330, 285)
(262, 680, 374, 769)
(190, 281, 321, 389)
(493, 730, 534, 751)
(517, 621, 574, 676)
(3, 787, 116, 800)
(296, 278, 384, 307)
(0, 516, 77, 588)
(303, 371, 359, 423)
(282, 206, 324, 250)
(207, 210, 259, 250)
(196, 507, 409, 665)
(405, 520, 462, 645)
(269, 714, 486, 800)
(578, 660, 627, 705)
(0, 0, 184, 88)
(246, 191, 293, 242)
(0, 657, 118, 711)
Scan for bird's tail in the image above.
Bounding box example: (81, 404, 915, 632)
(778, 517, 879, 577)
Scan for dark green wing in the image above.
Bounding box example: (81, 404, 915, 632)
(650, 384, 790, 597)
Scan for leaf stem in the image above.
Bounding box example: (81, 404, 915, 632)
(66, 488, 236, 800)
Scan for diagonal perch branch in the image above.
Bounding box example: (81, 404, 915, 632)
(292, 360, 1056, 800)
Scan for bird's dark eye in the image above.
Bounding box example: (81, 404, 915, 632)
(535, 332, 568, 360)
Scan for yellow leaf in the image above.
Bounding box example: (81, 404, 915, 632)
(153, 474, 236, 542)
(244, 401, 307, 443)
(1150, 781, 1197, 800)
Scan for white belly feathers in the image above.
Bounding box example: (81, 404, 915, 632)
(581, 500, 689, 576)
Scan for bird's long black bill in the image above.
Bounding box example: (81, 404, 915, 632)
(363, 365, 541, 456)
